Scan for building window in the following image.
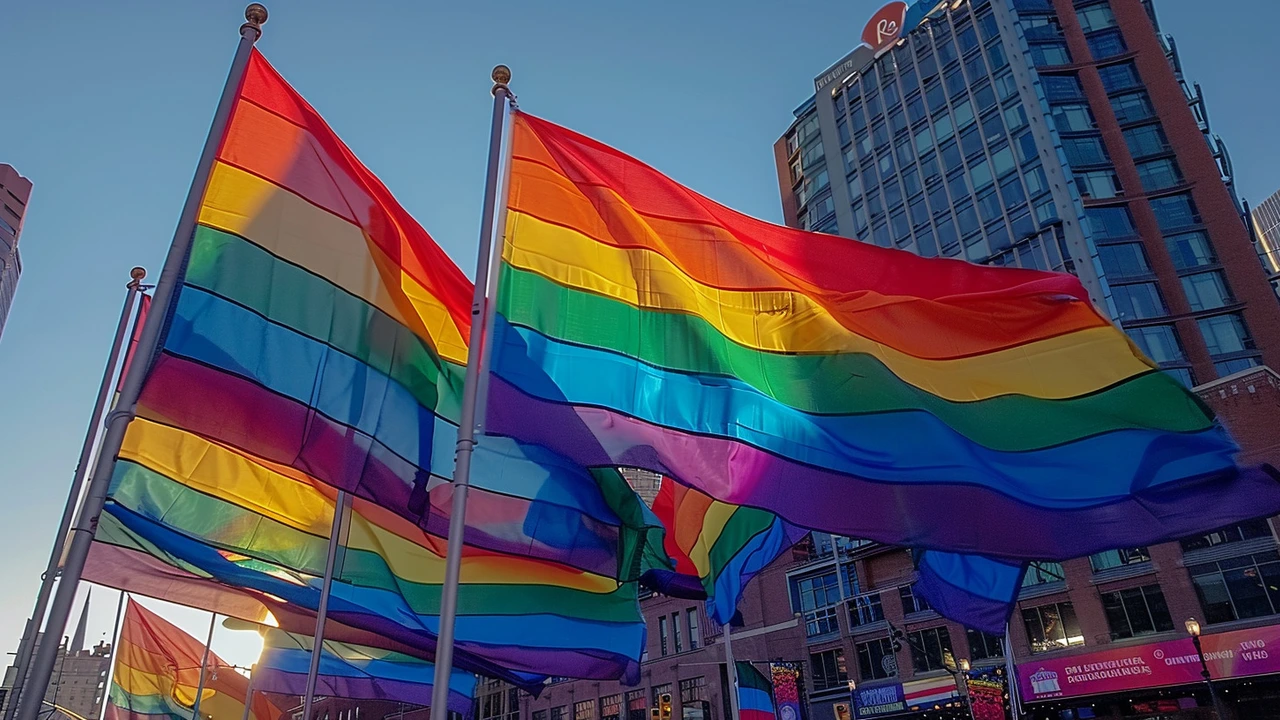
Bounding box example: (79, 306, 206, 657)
(1181, 519, 1273, 552)
(1126, 326, 1184, 364)
(687, 609, 700, 650)
(848, 591, 885, 628)
(1097, 242, 1151, 279)
(966, 629, 1006, 661)
(1086, 205, 1137, 239)
(1076, 169, 1122, 199)
(1112, 282, 1168, 321)
(1023, 602, 1084, 653)
(575, 700, 597, 720)
(1086, 30, 1127, 59)
(672, 613, 684, 653)
(1215, 357, 1261, 376)
(1098, 61, 1141, 93)
(1198, 313, 1257, 359)
(1101, 584, 1174, 640)
(1151, 194, 1200, 232)
(1110, 91, 1155, 124)
(811, 649, 850, 690)
(659, 616, 669, 656)
(1023, 15, 1064, 41)
(1041, 75, 1084, 102)
(652, 685, 672, 709)
(1136, 158, 1184, 192)
(899, 585, 931, 615)
(552, 707, 567, 720)
(1023, 561, 1066, 586)
(1166, 231, 1216, 269)
(626, 691, 646, 720)
(796, 572, 842, 637)
(1189, 552, 1280, 624)
(1030, 42, 1072, 67)
(1052, 104, 1095, 134)
(1076, 3, 1117, 33)
(855, 639, 896, 682)
(1063, 136, 1110, 166)
(679, 677, 709, 720)
(602, 696, 622, 720)
(535, 711, 548, 720)
(908, 627, 954, 673)
(1123, 124, 1170, 158)
(1182, 270, 1233, 312)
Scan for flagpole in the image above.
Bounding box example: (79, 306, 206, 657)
(239, 666, 257, 720)
(724, 628, 741, 720)
(98, 593, 128, 720)
(190, 614, 218, 720)
(14, 8, 268, 720)
(1003, 624, 1022, 720)
(4, 270, 146, 720)
(301, 490, 350, 720)
(429, 65, 513, 720)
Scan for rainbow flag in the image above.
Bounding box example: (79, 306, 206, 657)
(254, 629, 476, 716)
(735, 662, 776, 720)
(642, 478, 804, 623)
(86, 50, 647, 688)
(485, 110, 1280, 565)
(105, 600, 281, 720)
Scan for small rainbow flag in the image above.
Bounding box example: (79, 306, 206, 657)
(735, 662, 776, 720)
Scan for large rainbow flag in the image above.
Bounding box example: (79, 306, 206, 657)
(254, 629, 476, 716)
(105, 600, 281, 720)
(85, 50, 648, 688)
(485, 111, 1280, 568)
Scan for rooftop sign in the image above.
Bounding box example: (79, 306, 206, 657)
(813, 0, 950, 93)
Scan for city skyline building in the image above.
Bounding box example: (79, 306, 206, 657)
(1249, 187, 1280, 300)
(774, 0, 1280, 387)
(1, 596, 110, 720)
(0, 164, 32, 341)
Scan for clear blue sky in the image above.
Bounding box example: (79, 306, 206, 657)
(1, 0, 1278, 670)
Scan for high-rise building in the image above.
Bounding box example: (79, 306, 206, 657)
(1249, 188, 1280, 300)
(2, 597, 110, 720)
(0, 164, 32, 341)
(775, 0, 1280, 386)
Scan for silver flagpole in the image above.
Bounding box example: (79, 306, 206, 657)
(724, 628, 741, 720)
(98, 593, 128, 720)
(1003, 624, 1021, 719)
(190, 614, 218, 720)
(300, 491, 350, 720)
(14, 8, 268, 720)
(428, 65, 513, 720)
(4, 269, 146, 720)
(239, 665, 257, 720)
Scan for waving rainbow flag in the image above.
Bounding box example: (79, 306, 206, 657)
(485, 111, 1280, 568)
(105, 600, 281, 720)
(86, 50, 649, 689)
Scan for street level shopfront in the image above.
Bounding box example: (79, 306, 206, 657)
(1015, 624, 1280, 719)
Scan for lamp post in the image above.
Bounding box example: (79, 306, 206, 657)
(1186, 618, 1229, 720)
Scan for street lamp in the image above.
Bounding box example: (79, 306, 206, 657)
(1185, 618, 1228, 720)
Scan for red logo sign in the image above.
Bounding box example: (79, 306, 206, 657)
(861, 2, 909, 55)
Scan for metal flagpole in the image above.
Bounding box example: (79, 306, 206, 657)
(14, 8, 268, 720)
(428, 65, 514, 720)
(190, 614, 218, 720)
(301, 490, 350, 720)
(723, 628, 742, 720)
(239, 666, 257, 720)
(1003, 624, 1021, 720)
(4, 270, 146, 720)
(98, 593, 128, 720)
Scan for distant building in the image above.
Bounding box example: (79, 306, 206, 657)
(1249, 188, 1280, 300)
(2, 597, 110, 720)
(0, 164, 31, 340)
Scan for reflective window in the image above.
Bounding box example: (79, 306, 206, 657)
(1052, 104, 1095, 133)
(1199, 313, 1256, 356)
(1063, 136, 1110, 165)
(1086, 205, 1137, 239)
(1098, 61, 1142, 93)
(1111, 91, 1155, 124)
(1112, 282, 1168, 320)
(1126, 326, 1184, 363)
(1076, 169, 1122, 199)
(1183, 271, 1233, 311)
(991, 145, 1016, 177)
(1041, 74, 1084, 102)
(968, 629, 1006, 661)
(1077, 3, 1117, 32)
(811, 648, 851, 689)
(1030, 42, 1071, 67)
(1189, 552, 1280, 624)
(1097, 242, 1151, 279)
(1151, 193, 1200, 231)
(1124, 124, 1170, 157)
(1089, 547, 1152, 572)
(1102, 585, 1174, 640)
(970, 158, 993, 189)
(855, 639, 896, 682)
(1087, 29, 1128, 59)
(1166, 231, 1216, 269)
(1136, 158, 1184, 192)
(908, 627, 954, 673)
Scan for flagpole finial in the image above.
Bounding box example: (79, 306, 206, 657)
(245, 4, 268, 27)
(492, 65, 512, 94)
(129, 267, 146, 281)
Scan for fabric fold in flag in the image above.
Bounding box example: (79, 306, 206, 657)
(912, 551, 1027, 635)
(486, 110, 1280, 630)
(735, 662, 777, 720)
(105, 599, 282, 720)
(255, 628, 476, 716)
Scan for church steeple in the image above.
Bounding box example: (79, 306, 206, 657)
(69, 590, 90, 654)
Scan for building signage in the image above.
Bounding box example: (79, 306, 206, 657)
(813, 0, 950, 92)
(861, 2, 908, 57)
(851, 684, 906, 718)
(1017, 623, 1280, 703)
(966, 667, 1008, 720)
